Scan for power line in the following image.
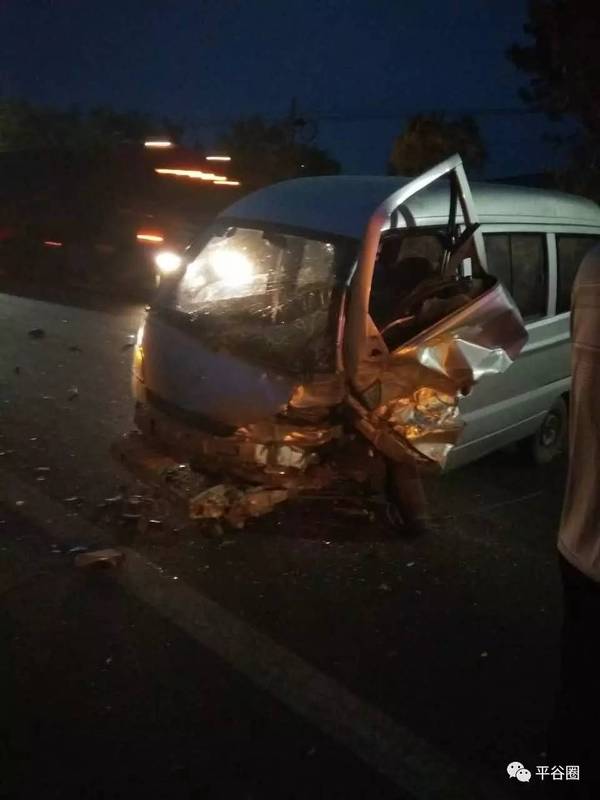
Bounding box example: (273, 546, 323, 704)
(185, 106, 544, 130)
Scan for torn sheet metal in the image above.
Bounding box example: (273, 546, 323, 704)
(189, 484, 289, 528)
(350, 281, 528, 466)
(132, 401, 337, 490)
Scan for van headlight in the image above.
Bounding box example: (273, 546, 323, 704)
(155, 250, 183, 275)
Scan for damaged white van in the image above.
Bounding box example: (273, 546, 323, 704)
(119, 155, 600, 523)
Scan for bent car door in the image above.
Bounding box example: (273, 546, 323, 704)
(342, 154, 528, 467)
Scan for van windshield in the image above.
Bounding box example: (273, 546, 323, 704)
(160, 223, 356, 375)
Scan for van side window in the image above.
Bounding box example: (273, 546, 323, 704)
(556, 235, 600, 313)
(510, 234, 547, 320)
(370, 231, 445, 328)
(484, 233, 547, 320)
(484, 234, 511, 288)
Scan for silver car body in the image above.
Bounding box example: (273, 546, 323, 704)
(133, 157, 600, 482)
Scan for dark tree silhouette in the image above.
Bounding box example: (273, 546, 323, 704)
(508, 1, 600, 198)
(218, 115, 340, 189)
(388, 113, 486, 177)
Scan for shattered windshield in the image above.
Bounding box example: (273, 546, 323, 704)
(162, 223, 356, 375)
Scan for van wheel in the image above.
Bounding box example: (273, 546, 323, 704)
(524, 397, 568, 465)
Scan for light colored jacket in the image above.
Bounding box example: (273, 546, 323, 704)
(559, 243, 600, 581)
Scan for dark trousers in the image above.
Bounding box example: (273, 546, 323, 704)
(547, 555, 600, 797)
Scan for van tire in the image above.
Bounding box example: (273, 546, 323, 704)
(524, 397, 568, 465)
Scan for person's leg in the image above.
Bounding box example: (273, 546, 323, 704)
(548, 555, 600, 796)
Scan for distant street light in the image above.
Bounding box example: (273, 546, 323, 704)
(144, 140, 174, 148)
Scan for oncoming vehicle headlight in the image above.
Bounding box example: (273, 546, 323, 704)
(155, 250, 183, 275)
(210, 248, 255, 287)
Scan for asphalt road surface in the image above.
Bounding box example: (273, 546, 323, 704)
(0, 284, 573, 799)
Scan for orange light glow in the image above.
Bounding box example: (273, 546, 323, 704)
(136, 232, 164, 244)
(206, 155, 231, 162)
(144, 140, 173, 148)
(155, 167, 227, 181)
(43, 240, 63, 247)
(213, 180, 241, 186)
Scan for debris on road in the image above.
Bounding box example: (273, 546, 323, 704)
(67, 545, 88, 555)
(189, 483, 289, 528)
(121, 512, 142, 522)
(189, 484, 238, 520)
(68, 345, 82, 353)
(28, 328, 45, 339)
(34, 466, 51, 473)
(63, 496, 83, 505)
(67, 386, 79, 401)
(74, 548, 124, 569)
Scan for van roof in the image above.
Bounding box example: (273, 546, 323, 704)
(220, 174, 600, 239)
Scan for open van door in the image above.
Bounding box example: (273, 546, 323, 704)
(342, 155, 528, 467)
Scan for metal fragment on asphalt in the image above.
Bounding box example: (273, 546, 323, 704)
(74, 548, 124, 568)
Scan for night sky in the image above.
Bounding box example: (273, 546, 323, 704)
(1, 0, 567, 177)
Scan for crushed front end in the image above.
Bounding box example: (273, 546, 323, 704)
(115, 159, 528, 527)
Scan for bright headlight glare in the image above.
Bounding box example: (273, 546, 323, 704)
(135, 323, 145, 347)
(210, 248, 254, 287)
(155, 251, 183, 275)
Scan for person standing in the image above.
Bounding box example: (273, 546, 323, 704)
(549, 243, 600, 797)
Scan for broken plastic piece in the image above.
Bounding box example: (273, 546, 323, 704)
(74, 548, 124, 568)
(189, 484, 239, 520)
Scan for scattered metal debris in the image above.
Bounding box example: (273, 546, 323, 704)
(189, 484, 289, 528)
(74, 548, 124, 568)
(102, 495, 123, 506)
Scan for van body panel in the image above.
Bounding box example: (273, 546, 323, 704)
(141, 312, 295, 427)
